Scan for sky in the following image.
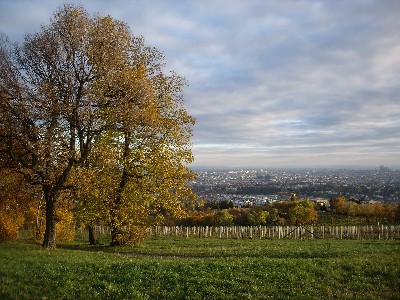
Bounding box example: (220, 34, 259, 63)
(1, 0, 399, 169)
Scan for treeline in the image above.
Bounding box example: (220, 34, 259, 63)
(2, 182, 399, 243)
(327, 196, 399, 224)
(167, 197, 400, 227)
(224, 182, 399, 200)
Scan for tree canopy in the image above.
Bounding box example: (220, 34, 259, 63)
(0, 4, 195, 248)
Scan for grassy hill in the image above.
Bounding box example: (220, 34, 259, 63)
(1, 238, 399, 299)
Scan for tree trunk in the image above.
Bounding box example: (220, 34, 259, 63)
(109, 132, 130, 247)
(110, 221, 123, 246)
(88, 223, 99, 245)
(42, 191, 57, 249)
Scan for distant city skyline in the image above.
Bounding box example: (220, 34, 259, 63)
(1, 0, 399, 168)
(192, 167, 400, 203)
(190, 164, 400, 172)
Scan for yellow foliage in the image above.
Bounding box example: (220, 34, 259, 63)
(112, 226, 148, 246)
(330, 196, 346, 213)
(0, 213, 23, 242)
(20, 196, 46, 243)
(1, 4, 196, 248)
(289, 201, 318, 225)
(55, 208, 75, 242)
(0, 171, 32, 241)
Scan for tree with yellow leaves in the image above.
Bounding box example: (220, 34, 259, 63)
(0, 170, 29, 241)
(0, 5, 195, 248)
(288, 200, 318, 225)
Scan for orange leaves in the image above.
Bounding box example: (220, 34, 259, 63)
(55, 207, 75, 242)
(0, 211, 23, 242)
(0, 171, 34, 241)
(330, 196, 346, 213)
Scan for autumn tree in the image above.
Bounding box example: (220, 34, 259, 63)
(210, 210, 234, 226)
(247, 210, 270, 226)
(0, 7, 101, 248)
(0, 5, 195, 248)
(272, 200, 297, 220)
(329, 196, 346, 213)
(288, 200, 318, 225)
(77, 14, 195, 246)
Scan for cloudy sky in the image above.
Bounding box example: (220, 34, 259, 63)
(1, 0, 399, 169)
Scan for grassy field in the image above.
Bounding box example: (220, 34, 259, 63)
(0, 238, 399, 299)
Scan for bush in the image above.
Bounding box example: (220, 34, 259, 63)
(288, 200, 317, 225)
(210, 210, 234, 226)
(247, 211, 270, 225)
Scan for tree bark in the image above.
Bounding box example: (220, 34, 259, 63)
(88, 223, 99, 245)
(42, 190, 57, 249)
(110, 229, 121, 246)
(109, 131, 130, 247)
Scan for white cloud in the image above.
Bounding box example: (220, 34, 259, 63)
(1, 0, 399, 168)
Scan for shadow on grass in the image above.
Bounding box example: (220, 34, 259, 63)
(10, 239, 347, 259)
(55, 240, 344, 259)
(57, 242, 115, 252)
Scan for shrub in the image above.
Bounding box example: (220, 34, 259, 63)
(247, 211, 270, 225)
(210, 210, 234, 226)
(288, 200, 317, 225)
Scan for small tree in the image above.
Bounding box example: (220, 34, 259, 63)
(330, 196, 346, 213)
(210, 210, 234, 226)
(288, 200, 317, 225)
(247, 210, 270, 226)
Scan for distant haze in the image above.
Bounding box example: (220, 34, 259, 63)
(1, 0, 399, 169)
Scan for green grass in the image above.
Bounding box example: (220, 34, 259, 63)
(1, 238, 399, 299)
